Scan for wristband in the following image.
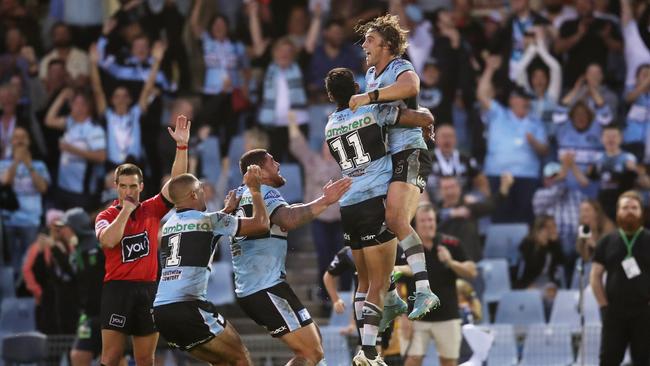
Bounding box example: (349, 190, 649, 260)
(176, 145, 188, 150)
(368, 89, 379, 102)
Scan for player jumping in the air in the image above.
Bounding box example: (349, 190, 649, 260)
(325, 67, 434, 365)
(349, 14, 439, 323)
(152, 167, 269, 366)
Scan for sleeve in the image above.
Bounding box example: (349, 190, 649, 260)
(484, 100, 504, 125)
(626, 153, 638, 165)
(87, 125, 107, 150)
(263, 188, 288, 216)
(370, 104, 400, 127)
(592, 235, 609, 265)
(390, 59, 415, 80)
(143, 193, 173, 220)
(95, 209, 117, 239)
(209, 212, 240, 237)
(326, 248, 352, 276)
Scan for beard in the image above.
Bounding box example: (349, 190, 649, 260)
(270, 175, 286, 188)
(617, 213, 644, 232)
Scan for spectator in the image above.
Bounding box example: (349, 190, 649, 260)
(451, 0, 488, 63)
(389, 0, 433, 76)
(436, 173, 514, 262)
(307, 19, 362, 99)
(583, 125, 639, 220)
(0, 84, 28, 159)
(515, 214, 565, 289)
(22, 209, 63, 334)
(478, 54, 549, 224)
(456, 279, 482, 325)
(45, 88, 106, 210)
(490, 0, 550, 81)
(620, 0, 650, 89)
(576, 199, 615, 261)
(0, 27, 31, 86)
(582, 63, 619, 116)
(62, 0, 103, 50)
(554, 0, 622, 87)
(38, 22, 89, 84)
(89, 41, 163, 169)
(398, 203, 477, 366)
(533, 160, 585, 263)
(624, 63, 650, 160)
(427, 124, 488, 199)
(540, 0, 578, 29)
(257, 37, 309, 162)
(515, 28, 562, 129)
(591, 191, 650, 365)
(58, 208, 105, 366)
(191, 0, 251, 173)
(0, 126, 49, 271)
(288, 114, 347, 303)
(418, 60, 444, 123)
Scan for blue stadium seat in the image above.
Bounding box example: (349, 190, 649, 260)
(520, 324, 573, 366)
(484, 223, 529, 266)
(549, 289, 601, 330)
(478, 259, 511, 304)
(0, 267, 14, 302)
(321, 326, 351, 365)
(197, 136, 221, 183)
(277, 163, 303, 204)
(495, 290, 545, 326)
(328, 291, 353, 327)
(486, 324, 518, 366)
(1, 331, 47, 365)
(575, 324, 602, 366)
(0, 298, 35, 333)
(206, 262, 235, 305)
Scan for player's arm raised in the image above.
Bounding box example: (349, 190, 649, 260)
(161, 115, 191, 201)
(396, 106, 434, 127)
(236, 165, 270, 236)
(272, 177, 352, 231)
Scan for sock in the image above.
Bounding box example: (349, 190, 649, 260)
(384, 287, 401, 306)
(361, 301, 382, 356)
(354, 292, 367, 339)
(399, 231, 430, 292)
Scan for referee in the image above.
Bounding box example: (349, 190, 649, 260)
(94, 115, 190, 366)
(591, 190, 650, 366)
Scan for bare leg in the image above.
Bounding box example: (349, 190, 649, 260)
(132, 333, 159, 366)
(278, 323, 324, 365)
(100, 330, 127, 366)
(188, 321, 252, 366)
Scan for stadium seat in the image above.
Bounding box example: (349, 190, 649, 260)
(571, 260, 592, 289)
(575, 323, 602, 366)
(549, 289, 600, 330)
(460, 324, 495, 366)
(1, 331, 47, 365)
(206, 262, 235, 305)
(484, 223, 529, 266)
(0, 267, 14, 302)
(227, 135, 245, 190)
(520, 324, 573, 366)
(495, 290, 545, 326)
(277, 163, 303, 204)
(197, 136, 221, 183)
(320, 326, 351, 365)
(486, 324, 518, 366)
(0, 298, 35, 333)
(328, 291, 353, 327)
(478, 259, 511, 304)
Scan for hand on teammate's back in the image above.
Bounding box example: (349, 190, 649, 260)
(349, 93, 370, 112)
(168, 114, 191, 146)
(321, 177, 352, 205)
(243, 165, 262, 192)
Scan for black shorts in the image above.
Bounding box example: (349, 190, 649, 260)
(101, 281, 157, 336)
(390, 148, 432, 193)
(72, 315, 101, 356)
(237, 282, 312, 338)
(340, 196, 396, 250)
(153, 300, 227, 351)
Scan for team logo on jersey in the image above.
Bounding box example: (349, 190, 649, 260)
(264, 190, 281, 200)
(121, 232, 150, 263)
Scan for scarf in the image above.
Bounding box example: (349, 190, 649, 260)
(258, 62, 307, 126)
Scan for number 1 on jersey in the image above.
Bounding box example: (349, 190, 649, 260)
(166, 234, 181, 267)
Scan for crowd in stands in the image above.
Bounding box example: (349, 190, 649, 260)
(2, 0, 650, 362)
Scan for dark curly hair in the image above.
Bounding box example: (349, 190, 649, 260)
(355, 14, 409, 57)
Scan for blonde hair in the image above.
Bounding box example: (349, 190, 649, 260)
(457, 279, 482, 323)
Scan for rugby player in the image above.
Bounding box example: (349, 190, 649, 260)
(325, 67, 433, 364)
(233, 149, 351, 366)
(153, 167, 269, 366)
(94, 115, 190, 366)
(349, 14, 439, 321)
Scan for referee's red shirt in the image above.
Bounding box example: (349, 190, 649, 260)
(95, 194, 172, 282)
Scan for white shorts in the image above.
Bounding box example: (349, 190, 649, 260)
(399, 319, 462, 359)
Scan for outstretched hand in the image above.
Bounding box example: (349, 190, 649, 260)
(223, 189, 241, 214)
(168, 114, 191, 146)
(321, 177, 352, 205)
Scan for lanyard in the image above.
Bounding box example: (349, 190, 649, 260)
(619, 228, 643, 258)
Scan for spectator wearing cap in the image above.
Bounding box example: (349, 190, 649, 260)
(554, 0, 622, 87)
(533, 160, 585, 263)
(478, 54, 549, 224)
(623, 64, 650, 161)
(0, 126, 49, 271)
(22, 208, 63, 334)
(58, 207, 105, 366)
